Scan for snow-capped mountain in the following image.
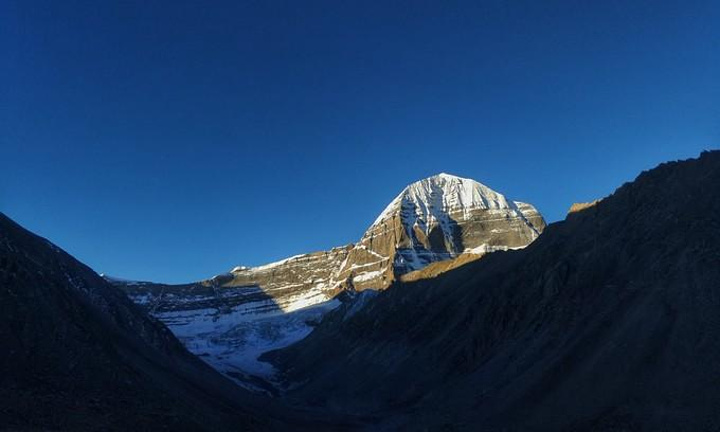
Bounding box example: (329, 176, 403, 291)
(115, 173, 546, 391)
(352, 173, 544, 280)
(218, 173, 544, 306)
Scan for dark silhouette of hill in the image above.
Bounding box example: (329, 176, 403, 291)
(267, 150, 720, 430)
(0, 213, 288, 431)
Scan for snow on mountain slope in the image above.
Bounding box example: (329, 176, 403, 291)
(373, 173, 516, 224)
(118, 173, 546, 392)
(114, 273, 348, 393)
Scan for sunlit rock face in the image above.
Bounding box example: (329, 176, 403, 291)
(116, 173, 545, 392)
(224, 245, 353, 313)
(221, 173, 545, 299)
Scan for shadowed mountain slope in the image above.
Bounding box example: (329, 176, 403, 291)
(0, 213, 306, 430)
(268, 151, 720, 431)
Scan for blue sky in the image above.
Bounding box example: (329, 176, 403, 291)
(2, 0, 718, 283)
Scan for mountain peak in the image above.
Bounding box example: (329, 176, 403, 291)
(373, 173, 513, 227)
(416, 172, 472, 185)
(363, 173, 545, 275)
(432, 172, 464, 180)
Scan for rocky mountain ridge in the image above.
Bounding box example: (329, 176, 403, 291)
(115, 173, 546, 390)
(215, 172, 545, 308)
(267, 150, 720, 430)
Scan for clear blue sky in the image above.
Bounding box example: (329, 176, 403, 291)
(2, 0, 718, 283)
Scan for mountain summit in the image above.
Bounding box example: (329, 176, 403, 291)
(374, 172, 535, 226)
(362, 172, 544, 275)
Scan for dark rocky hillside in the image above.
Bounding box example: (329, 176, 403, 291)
(268, 151, 720, 431)
(0, 213, 287, 431)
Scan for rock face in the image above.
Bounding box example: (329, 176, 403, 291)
(267, 151, 720, 430)
(117, 173, 545, 389)
(351, 173, 544, 286)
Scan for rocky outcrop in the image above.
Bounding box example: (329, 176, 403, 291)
(568, 199, 602, 215)
(223, 245, 354, 312)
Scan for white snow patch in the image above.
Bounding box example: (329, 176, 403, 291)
(231, 253, 308, 273)
(463, 244, 527, 254)
(162, 299, 342, 393)
(352, 270, 384, 283)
